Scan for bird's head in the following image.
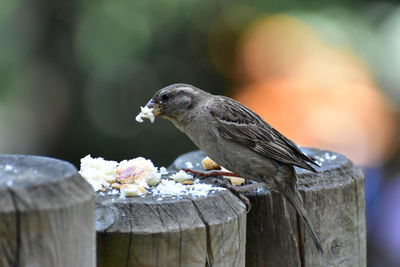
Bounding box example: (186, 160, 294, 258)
(145, 84, 205, 121)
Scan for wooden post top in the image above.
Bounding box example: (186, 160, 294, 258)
(170, 148, 360, 190)
(0, 154, 94, 211)
(96, 180, 246, 233)
(95, 155, 248, 266)
(0, 154, 96, 267)
(0, 154, 76, 186)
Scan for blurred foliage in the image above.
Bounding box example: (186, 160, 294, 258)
(0, 0, 399, 166)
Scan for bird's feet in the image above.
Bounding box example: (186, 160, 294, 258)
(209, 178, 253, 212)
(182, 168, 268, 212)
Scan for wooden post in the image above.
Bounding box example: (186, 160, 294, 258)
(96, 187, 247, 266)
(0, 155, 95, 267)
(170, 149, 366, 267)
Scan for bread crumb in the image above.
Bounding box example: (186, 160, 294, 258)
(120, 184, 147, 197)
(135, 106, 155, 123)
(79, 154, 226, 198)
(159, 167, 168, 175)
(79, 155, 118, 191)
(201, 157, 246, 184)
(202, 157, 221, 170)
(79, 155, 161, 192)
(152, 179, 224, 197)
(170, 170, 193, 183)
(111, 183, 122, 189)
(185, 161, 194, 168)
(116, 157, 161, 186)
(228, 177, 245, 185)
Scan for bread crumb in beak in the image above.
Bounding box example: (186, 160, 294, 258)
(135, 106, 155, 123)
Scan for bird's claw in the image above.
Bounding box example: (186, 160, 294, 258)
(209, 178, 252, 213)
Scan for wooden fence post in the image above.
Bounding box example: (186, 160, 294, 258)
(0, 155, 95, 267)
(96, 186, 247, 266)
(170, 149, 366, 267)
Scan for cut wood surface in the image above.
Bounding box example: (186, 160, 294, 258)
(170, 149, 366, 267)
(96, 183, 247, 266)
(0, 154, 95, 267)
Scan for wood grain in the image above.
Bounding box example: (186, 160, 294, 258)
(96, 187, 247, 266)
(0, 155, 95, 267)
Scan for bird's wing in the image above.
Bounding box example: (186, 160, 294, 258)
(209, 96, 318, 171)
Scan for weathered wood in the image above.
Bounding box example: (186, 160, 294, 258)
(96, 186, 247, 266)
(0, 155, 95, 267)
(171, 149, 366, 267)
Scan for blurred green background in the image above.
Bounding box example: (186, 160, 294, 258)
(1, 0, 400, 265)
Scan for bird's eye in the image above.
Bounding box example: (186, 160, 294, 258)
(160, 92, 170, 102)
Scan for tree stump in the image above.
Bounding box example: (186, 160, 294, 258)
(0, 154, 95, 267)
(96, 187, 246, 267)
(170, 149, 366, 267)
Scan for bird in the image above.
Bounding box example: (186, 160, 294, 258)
(144, 83, 323, 252)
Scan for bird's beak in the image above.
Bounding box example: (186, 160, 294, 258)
(145, 99, 162, 116)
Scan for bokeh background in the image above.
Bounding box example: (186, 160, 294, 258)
(1, 0, 400, 265)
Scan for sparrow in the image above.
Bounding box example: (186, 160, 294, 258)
(144, 83, 323, 252)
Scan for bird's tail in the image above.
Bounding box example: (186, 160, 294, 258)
(283, 188, 324, 253)
(273, 167, 323, 253)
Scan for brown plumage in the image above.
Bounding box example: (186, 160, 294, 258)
(145, 83, 323, 252)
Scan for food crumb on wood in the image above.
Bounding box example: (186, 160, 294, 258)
(79, 155, 223, 198)
(229, 176, 245, 186)
(152, 179, 224, 197)
(202, 157, 221, 170)
(4, 164, 13, 171)
(79, 155, 162, 194)
(170, 170, 193, 183)
(120, 184, 147, 197)
(185, 161, 194, 168)
(201, 156, 245, 185)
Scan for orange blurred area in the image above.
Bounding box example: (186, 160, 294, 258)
(233, 15, 398, 166)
